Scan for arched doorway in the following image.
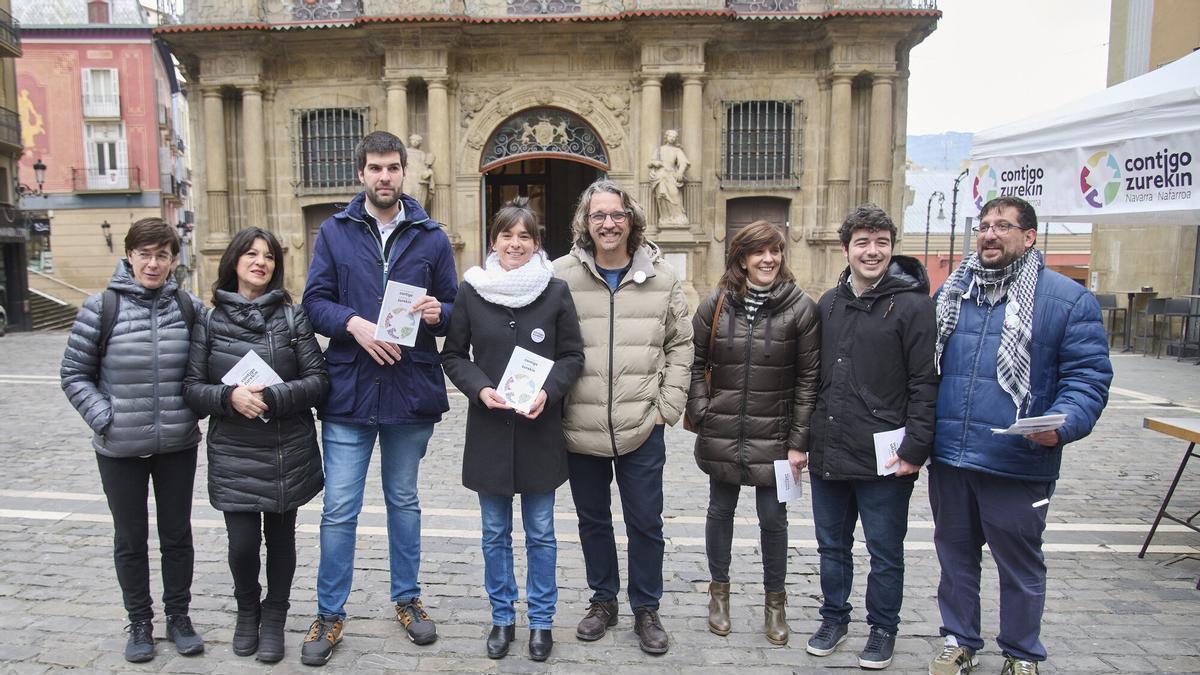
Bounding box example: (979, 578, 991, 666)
(481, 107, 608, 261)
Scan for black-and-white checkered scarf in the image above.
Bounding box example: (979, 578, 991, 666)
(935, 247, 1042, 419)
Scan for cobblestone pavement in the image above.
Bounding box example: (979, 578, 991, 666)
(1, 330, 1198, 674)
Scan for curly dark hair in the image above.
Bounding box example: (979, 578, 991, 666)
(837, 203, 896, 248)
(569, 179, 647, 257)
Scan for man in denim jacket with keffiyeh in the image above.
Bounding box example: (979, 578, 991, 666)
(926, 196, 1111, 675)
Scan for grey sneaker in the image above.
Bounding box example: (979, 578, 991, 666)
(165, 614, 204, 655)
(929, 635, 979, 675)
(124, 620, 155, 663)
(395, 598, 438, 645)
(859, 625, 896, 669)
(805, 619, 848, 656)
(1000, 656, 1039, 675)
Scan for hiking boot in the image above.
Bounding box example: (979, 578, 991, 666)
(707, 581, 731, 636)
(805, 619, 848, 656)
(858, 625, 896, 669)
(575, 600, 618, 641)
(124, 619, 155, 663)
(764, 590, 788, 645)
(256, 602, 288, 663)
(1000, 656, 1039, 675)
(165, 614, 204, 656)
(231, 600, 260, 656)
(632, 607, 668, 655)
(395, 598, 438, 645)
(929, 635, 979, 675)
(300, 614, 343, 666)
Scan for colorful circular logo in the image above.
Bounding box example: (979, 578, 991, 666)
(1080, 151, 1122, 208)
(972, 164, 998, 210)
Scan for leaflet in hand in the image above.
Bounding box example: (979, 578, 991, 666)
(774, 459, 804, 503)
(375, 281, 425, 347)
(498, 346, 554, 414)
(221, 349, 283, 388)
(991, 414, 1067, 436)
(873, 427, 906, 476)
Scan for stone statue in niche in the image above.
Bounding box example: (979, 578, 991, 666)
(650, 129, 690, 226)
(404, 133, 435, 210)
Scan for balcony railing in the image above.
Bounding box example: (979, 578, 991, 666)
(83, 93, 121, 119)
(0, 108, 20, 151)
(0, 7, 21, 58)
(72, 167, 142, 193)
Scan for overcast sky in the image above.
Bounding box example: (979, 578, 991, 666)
(906, 0, 1112, 136)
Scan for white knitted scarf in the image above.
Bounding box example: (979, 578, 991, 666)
(462, 252, 554, 308)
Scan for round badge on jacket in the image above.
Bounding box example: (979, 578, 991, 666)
(633, 270, 647, 284)
(531, 328, 546, 343)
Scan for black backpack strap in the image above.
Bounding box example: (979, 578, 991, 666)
(97, 289, 119, 359)
(284, 304, 298, 347)
(174, 288, 196, 330)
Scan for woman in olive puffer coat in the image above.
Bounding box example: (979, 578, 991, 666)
(183, 227, 327, 664)
(686, 220, 821, 646)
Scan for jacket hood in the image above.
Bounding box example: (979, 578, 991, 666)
(335, 191, 439, 231)
(107, 259, 182, 301)
(837, 254, 930, 298)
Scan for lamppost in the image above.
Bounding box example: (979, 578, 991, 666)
(948, 168, 969, 272)
(100, 220, 112, 252)
(17, 158, 48, 196)
(924, 190, 945, 271)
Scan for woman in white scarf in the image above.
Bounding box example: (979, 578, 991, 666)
(442, 197, 584, 663)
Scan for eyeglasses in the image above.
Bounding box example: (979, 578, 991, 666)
(132, 249, 174, 264)
(971, 223, 1021, 235)
(587, 211, 629, 226)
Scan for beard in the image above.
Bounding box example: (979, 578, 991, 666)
(366, 187, 401, 211)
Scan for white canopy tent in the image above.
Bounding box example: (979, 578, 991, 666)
(967, 50, 1200, 225)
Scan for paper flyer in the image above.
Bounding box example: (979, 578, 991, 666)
(991, 414, 1067, 436)
(497, 346, 554, 414)
(873, 427, 906, 476)
(774, 459, 803, 503)
(221, 349, 284, 422)
(375, 281, 425, 347)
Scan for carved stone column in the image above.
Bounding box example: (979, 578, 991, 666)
(426, 76, 450, 224)
(868, 74, 895, 209)
(202, 86, 229, 243)
(639, 75, 662, 182)
(241, 86, 268, 230)
(827, 74, 853, 224)
(681, 76, 704, 182)
(387, 80, 408, 142)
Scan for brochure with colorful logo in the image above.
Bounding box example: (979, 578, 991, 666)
(375, 281, 425, 347)
(498, 346, 554, 414)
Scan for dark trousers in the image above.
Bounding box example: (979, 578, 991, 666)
(224, 509, 299, 610)
(810, 475, 914, 633)
(95, 448, 197, 622)
(706, 478, 788, 592)
(928, 463, 1054, 662)
(567, 425, 666, 611)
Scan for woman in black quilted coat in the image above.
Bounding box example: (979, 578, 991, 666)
(686, 220, 821, 646)
(183, 227, 327, 663)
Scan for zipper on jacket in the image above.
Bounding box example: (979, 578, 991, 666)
(151, 288, 162, 451)
(265, 317, 285, 510)
(606, 286, 619, 458)
(735, 306, 760, 480)
(959, 303, 993, 463)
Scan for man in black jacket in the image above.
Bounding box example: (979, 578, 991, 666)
(804, 204, 938, 670)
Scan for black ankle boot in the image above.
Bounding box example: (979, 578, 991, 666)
(528, 628, 553, 662)
(486, 624, 515, 659)
(256, 602, 289, 663)
(232, 600, 260, 657)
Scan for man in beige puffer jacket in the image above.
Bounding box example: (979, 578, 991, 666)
(553, 179, 693, 656)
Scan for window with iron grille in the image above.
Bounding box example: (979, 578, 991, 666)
(292, 107, 368, 192)
(719, 100, 802, 189)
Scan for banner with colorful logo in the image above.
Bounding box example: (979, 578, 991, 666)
(968, 131, 1199, 224)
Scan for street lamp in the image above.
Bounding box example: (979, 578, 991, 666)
(100, 220, 112, 252)
(948, 168, 969, 272)
(924, 190, 946, 271)
(17, 158, 48, 197)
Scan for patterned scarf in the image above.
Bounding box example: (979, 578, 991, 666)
(935, 247, 1043, 418)
(462, 251, 554, 308)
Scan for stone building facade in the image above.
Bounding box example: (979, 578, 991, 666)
(158, 1, 938, 303)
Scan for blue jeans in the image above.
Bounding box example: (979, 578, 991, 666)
(567, 425, 666, 611)
(317, 421, 434, 619)
(810, 475, 914, 633)
(478, 491, 557, 629)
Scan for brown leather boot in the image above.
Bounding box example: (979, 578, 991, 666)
(764, 591, 789, 645)
(707, 581, 731, 636)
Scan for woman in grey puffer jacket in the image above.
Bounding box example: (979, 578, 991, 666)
(183, 227, 327, 663)
(60, 218, 206, 664)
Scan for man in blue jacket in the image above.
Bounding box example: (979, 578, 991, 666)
(927, 196, 1111, 675)
(300, 131, 458, 666)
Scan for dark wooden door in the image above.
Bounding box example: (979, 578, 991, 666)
(724, 197, 789, 252)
